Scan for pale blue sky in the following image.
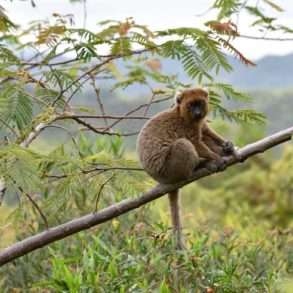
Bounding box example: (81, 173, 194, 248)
(3, 0, 293, 59)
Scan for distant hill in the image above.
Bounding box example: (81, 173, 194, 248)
(221, 53, 293, 89)
(160, 53, 293, 90)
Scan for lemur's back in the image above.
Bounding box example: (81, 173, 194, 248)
(137, 107, 201, 182)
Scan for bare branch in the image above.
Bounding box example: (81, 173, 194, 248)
(48, 166, 143, 180)
(143, 91, 156, 117)
(0, 126, 292, 266)
(56, 57, 115, 98)
(95, 174, 115, 212)
(19, 113, 141, 147)
(81, 128, 140, 136)
(103, 95, 173, 132)
(238, 34, 293, 41)
(56, 48, 154, 96)
(58, 114, 149, 120)
(21, 48, 153, 68)
(67, 116, 139, 136)
(20, 122, 50, 148)
(16, 185, 49, 230)
(90, 74, 109, 127)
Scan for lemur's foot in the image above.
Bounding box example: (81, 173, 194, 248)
(222, 141, 235, 155)
(205, 157, 228, 172)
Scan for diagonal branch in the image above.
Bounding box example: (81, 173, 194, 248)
(0, 126, 292, 266)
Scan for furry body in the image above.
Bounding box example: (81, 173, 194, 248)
(137, 88, 234, 248)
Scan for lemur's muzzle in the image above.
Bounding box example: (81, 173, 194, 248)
(189, 101, 206, 120)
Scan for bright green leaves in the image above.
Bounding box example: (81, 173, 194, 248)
(212, 0, 241, 20)
(246, 6, 277, 29)
(0, 145, 43, 195)
(111, 38, 132, 56)
(158, 28, 232, 82)
(0, 85, 33, 133)
(211, 105, 266, 124)
(0, 46, 19, 63)
(207, 83, 266, 124)
(36, 25, 66, 46)
(96, 18, 155, 57)
(161, 40, 212, 82)
(196, 34, 232, 74)
(0, 5, 17, 32)
(211, 0, 288, 34)
(208, 83, 251, 102)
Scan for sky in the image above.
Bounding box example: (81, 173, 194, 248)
(3, 0, 293, 60)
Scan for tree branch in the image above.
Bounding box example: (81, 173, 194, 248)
(0, 126, 292, 266)
(238, 34, 293, 41)
(19, 121, 55, 147)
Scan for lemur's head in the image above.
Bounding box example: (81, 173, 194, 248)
(176, 88, 209, 122)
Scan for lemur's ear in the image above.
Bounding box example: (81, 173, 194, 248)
(202, 87, 209, 96)
(175, 91, 183, 104)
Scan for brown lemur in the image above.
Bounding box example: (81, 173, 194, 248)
(136, 87, 237, 249)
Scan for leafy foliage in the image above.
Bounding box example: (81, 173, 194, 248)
(1, 146, 293, 291)
(213, 0, 241, 20)
(0, 84, 33, 133)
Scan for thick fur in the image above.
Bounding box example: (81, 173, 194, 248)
(137, 88, 230, 183)
(137, 88, 235, 248)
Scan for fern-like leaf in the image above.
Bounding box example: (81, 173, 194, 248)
(0, 85, 33, 132)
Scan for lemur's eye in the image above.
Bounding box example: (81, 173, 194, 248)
(190, 101, 203, 108)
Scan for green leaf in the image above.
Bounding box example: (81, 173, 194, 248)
(0, 46, 20, 63)
(159, 279, 171, 293)
(212, 0, 241, 20)
(207, 83, 252, 102)
(245, 6, 276, 25)
(158, 28, 232, 79)
(263, 0, 284, 12)
(0, 85, 33, 132)
(111, 38, 131, 56)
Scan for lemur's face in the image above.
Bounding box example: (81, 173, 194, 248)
(177, 88, 209, 122)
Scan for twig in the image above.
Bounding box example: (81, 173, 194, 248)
(94, 175, 115, 212)
(60, 48, 153, 96)
(103, 95, 173, 132)
(20, 47, 153, 68)
(48, 166, 143, 180)
(50, 65, 65, 107)
(90, 74, 108, 127)
(22, 58, 78, 67)
(81, 128, 140, 137)
(12, 180, 49, 229)
(65, 73, 92, 105)
(0, 126, 292, 266)
(53, 57, 115, 101)
(85, 166, 143, 173)
(238, 34, 293, 41)
(20, 122, 53, 148)
(70, 116, 139, 136)
(0, 117, 19, 137)
(217, 36, 256, 66)
(143, 91, 156, 116)
(58, 114, 149, 120)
